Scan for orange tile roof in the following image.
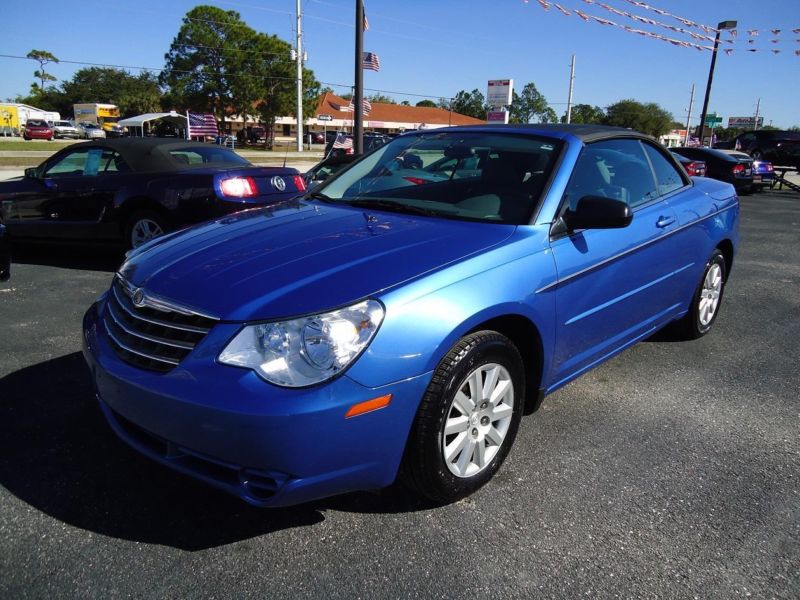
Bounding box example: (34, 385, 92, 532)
(314, 92, 485, 127)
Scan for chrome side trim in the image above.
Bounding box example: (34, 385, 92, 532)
(106, 300, 194, 350)
(103, 318, 180, 366)
(111, 285, 211, 334)
(115, 274, 219, 321)
(537, 203, 735, 294)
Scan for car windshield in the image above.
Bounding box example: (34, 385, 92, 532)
(27, 120, 47, 127)
(82, 123, 99, 129)
(315, 131, 562, 224)
(54, 121, 71, 127)
(168, 146, 251, 167)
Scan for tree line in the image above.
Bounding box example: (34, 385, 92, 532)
(15, 5, 783, 140)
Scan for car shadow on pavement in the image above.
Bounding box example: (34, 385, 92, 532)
(11, 242, 123, 273)
(0, 353, 431, 551)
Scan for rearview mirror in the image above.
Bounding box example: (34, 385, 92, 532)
(564, 195, 632, 230)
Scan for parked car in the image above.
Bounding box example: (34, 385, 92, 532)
(82, 124, 739, 507)
(669, 151, 706, 177)
(0, 138, 306, 249)
(719, 150, 774, 191)
(715, 130, 800, 168)
(76, 122, 106, 140)
(324, 132, 390, 158)
(22, 119, 53, 141)
(0, 221, 9, 282)
(51, 120, 81, 139)
(671, 146, 753, 193)
(304, 154, 357, 188)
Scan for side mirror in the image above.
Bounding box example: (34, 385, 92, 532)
(24, 167, 39, 179)
(563, 195, 632, 230)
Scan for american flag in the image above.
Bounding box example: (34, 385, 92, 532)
(362, 52, 380, 72)
(332, 133, 353, 149)
(187, 112, 219, 137)
(340, 98, 372, 115)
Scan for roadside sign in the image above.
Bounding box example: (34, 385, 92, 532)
(704, 113, 722, 127)
(728, 116, 764, 128)
(487, 110, 509, 124)
(487, 80, 513, 109)
(318, 114, 333, 121)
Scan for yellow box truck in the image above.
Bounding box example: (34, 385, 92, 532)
(73, 103, 124, 137)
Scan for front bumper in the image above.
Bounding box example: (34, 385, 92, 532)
(82, 300, 431, 507)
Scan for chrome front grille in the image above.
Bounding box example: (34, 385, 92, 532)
(103, 276, 218, 372)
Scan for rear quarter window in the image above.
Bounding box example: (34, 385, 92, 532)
(169, 147, 250, 167)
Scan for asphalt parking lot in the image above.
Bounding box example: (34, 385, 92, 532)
(1, 190, 798, 599)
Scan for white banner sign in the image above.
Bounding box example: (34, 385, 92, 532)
(487, 79, 513, 108)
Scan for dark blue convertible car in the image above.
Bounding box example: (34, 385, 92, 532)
(82, 125, 739, 506)
(0, 138, 305, 249)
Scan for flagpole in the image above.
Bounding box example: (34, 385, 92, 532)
(186, 110, 190, 140)
(354, 0, 364, 154)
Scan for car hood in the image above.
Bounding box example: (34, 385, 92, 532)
(119, 201, 515, 321)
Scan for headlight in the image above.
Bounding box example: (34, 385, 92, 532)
(218, 299, 384, 387)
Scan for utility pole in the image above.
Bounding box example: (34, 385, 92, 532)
(354, 0, 364, 154)
(684, 83, 695, 147)
(753, 97, 761, 131)
(295, 0, 303, 152)
(566, 54, 575, 124)
(699, 20, 736, 145)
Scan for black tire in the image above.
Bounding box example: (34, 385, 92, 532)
(401, 331, 525, 503)
(672, 249, 727, 340)
(123, 210, 168, 250)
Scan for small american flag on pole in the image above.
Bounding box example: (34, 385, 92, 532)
(332, 133, 353, 150)
(346, 98, 372, 115)
(362, 52, 380, 72)
(187, 112, 219, 137)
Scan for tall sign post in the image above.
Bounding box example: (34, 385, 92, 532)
(354, 0, 364, 154)
(699, 20, 737, 146)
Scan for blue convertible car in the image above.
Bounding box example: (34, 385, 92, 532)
(82, 125, 739, 506)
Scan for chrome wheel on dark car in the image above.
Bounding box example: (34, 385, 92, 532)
(125, 212, 166, 249)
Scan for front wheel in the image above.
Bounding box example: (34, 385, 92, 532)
(402, 331, 525, 503)
(124, 210, 167, 250)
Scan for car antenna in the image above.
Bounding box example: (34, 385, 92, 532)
(282, 139, 289, 168)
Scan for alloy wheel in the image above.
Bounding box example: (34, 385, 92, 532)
(699, 263, 723, 327)
(130, 218, 164, 248)
(442, 362, 514, 478)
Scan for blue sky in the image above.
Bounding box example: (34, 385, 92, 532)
(1, 0, 798, 127)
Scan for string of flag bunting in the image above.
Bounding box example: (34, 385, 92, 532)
(525, 0, 800, 55)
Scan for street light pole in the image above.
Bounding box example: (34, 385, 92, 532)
(698, 20, 736, 146)
(354, 0, 364, 155)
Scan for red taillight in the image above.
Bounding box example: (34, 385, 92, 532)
(732, 164, 745, 175)
(403, 176, 430, 185)
(686, 162, 702, 176)
(292, 174, 306, 192)
(220, 176, 258, 197)
(765, 163, 773, 172)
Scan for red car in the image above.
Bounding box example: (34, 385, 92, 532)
(23, 119, 54, 141)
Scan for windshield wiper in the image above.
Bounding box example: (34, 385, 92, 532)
(346, 198, 441, 217)
(305, 191, 336, 203)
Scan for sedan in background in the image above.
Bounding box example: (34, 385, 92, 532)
(82, 124, 739, 508)
(0, 138, 306, 249)
(52, 120, 81, 139)
(22, 119, 53, 141)
(669, 151, 706, 177)
(671, 146, 753, 194)
(719, 150, 774, 191)
(76, 122, 106, 140)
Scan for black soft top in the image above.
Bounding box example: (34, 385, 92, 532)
(62, 138, 248, 172)
(423, 123, 651, 144)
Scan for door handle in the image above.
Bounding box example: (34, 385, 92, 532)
(50, 212, 59, 219)
(656, 216, 676, 228)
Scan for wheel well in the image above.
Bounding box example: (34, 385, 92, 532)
(717, 239, 734, 280)
(118, 197, 171, 234)
(467, 314, 545, 415)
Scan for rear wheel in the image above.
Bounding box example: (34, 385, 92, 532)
(402, 331, 525, 503)
(672, 249, 727, 340)
(124, 210, 167, 250)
